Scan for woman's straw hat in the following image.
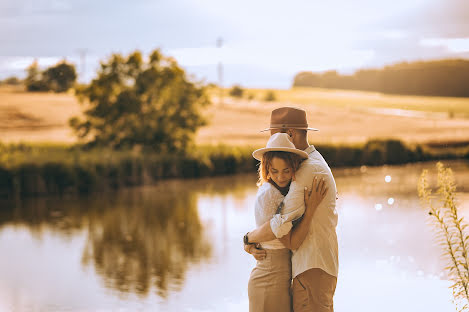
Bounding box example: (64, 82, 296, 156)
(252, 133, 309, 161)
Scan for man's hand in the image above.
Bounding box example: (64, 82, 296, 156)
(304, 176, 328, 217)
(244, 243, 266, 260)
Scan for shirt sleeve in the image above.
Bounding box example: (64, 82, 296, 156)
(270, 180, 305, 238)
(270, 163, 329, 238)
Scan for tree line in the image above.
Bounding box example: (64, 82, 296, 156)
(293, 59, 469, 97)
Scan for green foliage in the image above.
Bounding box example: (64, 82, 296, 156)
(229, 85, 244, 97)
(419, 163, 469, 311)
(264, 90, 277, 101)
(361, 139, 413, 166)
(25, 60, 49, 91)
(293, 59, 469, 97)
(43, 62, 77, 92)
(24, 60, 77, 92)
(70, 49, 210, 152)
(0, 139, 467, 198)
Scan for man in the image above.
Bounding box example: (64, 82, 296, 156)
(244, 107, 339, 311)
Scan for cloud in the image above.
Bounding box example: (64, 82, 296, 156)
(1, 0, 469, 86)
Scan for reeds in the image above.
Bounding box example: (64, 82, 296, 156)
(0, 140, 467, 198)
(418, 162, 469, 311)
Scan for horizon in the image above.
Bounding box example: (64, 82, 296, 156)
(2, 0, 469, 88)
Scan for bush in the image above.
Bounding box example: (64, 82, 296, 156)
(2, 76, 21, 85)
(24, 60, 77, 93)
(229, 85, 244, 97)
(0, 139, 466, 198)
(264, 90, 277, 101)
(362, 139, 412, 166)
(42, 62, 77, 92)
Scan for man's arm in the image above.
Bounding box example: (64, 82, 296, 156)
(246, 220, 277, 243)
(279, 177, 327, 250)
(247, 177, 327, 247)
(247, 180, 305, 243)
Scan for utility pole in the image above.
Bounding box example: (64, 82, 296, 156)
(76, 49, 87, 82)
(216, 37, 223, 106)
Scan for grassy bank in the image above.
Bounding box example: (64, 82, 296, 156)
(0, 140, 468, 198)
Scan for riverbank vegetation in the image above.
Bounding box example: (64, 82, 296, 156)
(1, 139, 468, 198)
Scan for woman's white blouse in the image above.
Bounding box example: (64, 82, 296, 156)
(254, 182, 289, 249)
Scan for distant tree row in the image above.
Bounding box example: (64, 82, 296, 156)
(0, 76, 22, 85)
(228, 84, 277, 101)
(293, 59, 469, 97)
(25, 60, 77, 92)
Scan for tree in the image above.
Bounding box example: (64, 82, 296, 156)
(69, 49, 210, 153)
(43, 61, 77, 92)
(25, 60, 48, 91)
(24, 60, 77, 92)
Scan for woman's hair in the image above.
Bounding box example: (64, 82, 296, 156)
(257, 151, 304, 186)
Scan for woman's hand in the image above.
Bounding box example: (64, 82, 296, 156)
(304, 176, 328, 217)
(244, 243, 266, 260)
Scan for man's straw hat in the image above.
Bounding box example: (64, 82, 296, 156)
(261, 107, 319, 132)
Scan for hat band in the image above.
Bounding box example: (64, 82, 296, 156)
(269, 123, 308, 128)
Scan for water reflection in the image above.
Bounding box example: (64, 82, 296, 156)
(1, 163, 469, 311)
(0, 185, 212, 298)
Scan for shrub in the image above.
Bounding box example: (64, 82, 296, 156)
(264, 90, 277, 102)
(229, 85, 244, 97)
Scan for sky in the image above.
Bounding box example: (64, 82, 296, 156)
(1, 0, 469, 88)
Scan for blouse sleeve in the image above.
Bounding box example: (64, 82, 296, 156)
(254, 183, 285, 227)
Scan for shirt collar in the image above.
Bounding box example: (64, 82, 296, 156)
(304, 145, 316, 155)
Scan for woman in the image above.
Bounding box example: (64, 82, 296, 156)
(245, 133, 328, 312)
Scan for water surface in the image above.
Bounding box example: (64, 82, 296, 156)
(1, 160, 469, 311)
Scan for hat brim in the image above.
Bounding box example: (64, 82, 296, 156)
(260, 127, 319, 132)
(252, 147, 309, 161)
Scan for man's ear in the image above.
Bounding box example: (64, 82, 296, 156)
(287, 129, 294, 138)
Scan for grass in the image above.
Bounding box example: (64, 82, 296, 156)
(242, 87, 469, 117)
(1, 139, 468, 198)
(419, 163, 469, 311)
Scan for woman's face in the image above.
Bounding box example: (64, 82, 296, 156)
(268, 157, 293, 187)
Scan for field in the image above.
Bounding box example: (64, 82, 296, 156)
(1, 85, 469, 147)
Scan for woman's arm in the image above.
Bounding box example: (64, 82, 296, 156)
(278, 177, 327, 250)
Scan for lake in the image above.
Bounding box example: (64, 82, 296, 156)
(1, 160, 469, 311)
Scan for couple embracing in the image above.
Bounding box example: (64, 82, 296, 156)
(243, 107, 339, 312)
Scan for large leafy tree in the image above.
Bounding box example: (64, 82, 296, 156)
(69, 49, 210, 152)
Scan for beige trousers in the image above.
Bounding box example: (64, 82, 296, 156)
(248, 248, 292, 312)
(292, 268, 337, 312)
